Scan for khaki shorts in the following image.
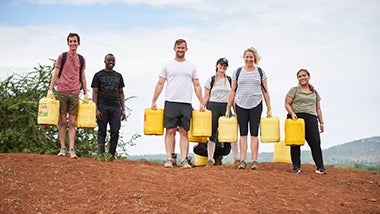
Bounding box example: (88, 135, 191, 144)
(57, 91, 79, 115)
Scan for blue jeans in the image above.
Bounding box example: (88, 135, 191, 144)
(97, 104, 122, 156)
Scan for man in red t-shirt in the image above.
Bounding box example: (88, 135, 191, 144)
(48, 32, 88, 159)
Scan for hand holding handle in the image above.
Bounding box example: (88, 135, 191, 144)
(266, 107, 272, 118)
(84, 94, 89, 103)
(225, 106, 231, 117)
(47, 90, 54, 99)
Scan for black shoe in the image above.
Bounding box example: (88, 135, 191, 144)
(315, 168, 327, 174)
(98, 144, 105, 154)
(171, 153, 177, 166)
(186, 156, 194, 167)
(291, 166, 301, 174)
(109, 156, 115, 162)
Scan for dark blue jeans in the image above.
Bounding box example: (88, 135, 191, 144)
(97, 104, 122, 156)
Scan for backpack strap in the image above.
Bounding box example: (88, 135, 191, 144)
(210, 75, 232, 92)
(235, 67, 242, 92)
(257, 67, 267, 93)
(226, 75, 232, 86)
(58, 52, 67, 79)
(235, 66, 266, 93)
(78, 54, 84, 89)
(208, 75, 232, 107)
(210, 75, 216, 91)
(58, 52, 84, 89)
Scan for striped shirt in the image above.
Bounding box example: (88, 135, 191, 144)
(232, 67, 267, 109)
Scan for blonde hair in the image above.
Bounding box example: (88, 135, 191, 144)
(243, 47, 261, 64)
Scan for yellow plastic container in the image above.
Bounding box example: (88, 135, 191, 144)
(37, 93, 59, 126)
(273, 140, 291, 163)
(218, 116, 238, 143)
(260, 116, 280, 143)
(284, 118, 305, 146)
(194, 154, 208, 166)
(191, 110, 212, 137)
(76, 99, 96, 128)
(144, 108, 164, 135)
(188, 119, 208, 143)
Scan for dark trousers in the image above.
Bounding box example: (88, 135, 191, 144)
(97, 104, 122, 156)
(289, 113, 325, 169)
(207, 101, 228, 142)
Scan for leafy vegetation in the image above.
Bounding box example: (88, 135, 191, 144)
(0, 60, 140, 159)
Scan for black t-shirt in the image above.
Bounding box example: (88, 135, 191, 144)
(91, 69, 125, 106)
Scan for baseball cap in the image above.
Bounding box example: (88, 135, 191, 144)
(216, 58, 228, 66)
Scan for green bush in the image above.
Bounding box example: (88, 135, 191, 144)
(0, 60, 140, 159)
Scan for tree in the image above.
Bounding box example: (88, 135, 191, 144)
(0, 60, 140, 158)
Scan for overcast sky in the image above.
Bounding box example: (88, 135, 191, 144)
(1, 0, 379, 156)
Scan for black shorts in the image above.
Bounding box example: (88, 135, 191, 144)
(236, 102, 262, 136)
(164, 101, 193, 131)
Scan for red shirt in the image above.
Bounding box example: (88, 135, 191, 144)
(55, 53, 86, 94)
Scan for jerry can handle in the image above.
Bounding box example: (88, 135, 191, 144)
(266, 107, 272, 118)
(225, 106, 231, 117)
(47, 91, 54, 99)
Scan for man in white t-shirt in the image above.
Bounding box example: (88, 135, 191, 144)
(151, 39, 205, 168)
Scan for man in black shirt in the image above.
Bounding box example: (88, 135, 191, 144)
(91, 53, 126, 162)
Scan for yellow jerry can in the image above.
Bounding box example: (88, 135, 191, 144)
(37, 93, 59, 126)
(76, 99, 96, 128)
(188, 119, 208, 143)
(284, 118, 305, 146)
(218, 116, 238, 143)
(191, 110, 212, 137)
(273, 140, 291, 163)
(260, 116, 280, 143)
(194, 154, 208, 166)
(144, 108, 164, 135)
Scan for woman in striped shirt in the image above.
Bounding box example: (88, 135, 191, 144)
(227, 47, 272, 170)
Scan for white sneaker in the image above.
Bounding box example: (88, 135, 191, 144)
(57, 148, 67, 157)
(164, 159, 173, 168)
(180, 160, 192, 169)
(69, 148, 78, 159)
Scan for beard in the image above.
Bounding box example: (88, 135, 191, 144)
(176, 51, 185, 59)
